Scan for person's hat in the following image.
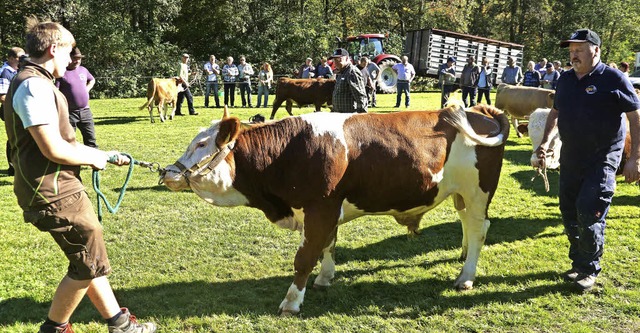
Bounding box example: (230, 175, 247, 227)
(447, 56, 456, 63)
(70, 47, 84, 58)
(182, 53, 190, 58)
(545, 63, 553, 68)
(329, 48, 349, 59)
(560, 29, 601, 48)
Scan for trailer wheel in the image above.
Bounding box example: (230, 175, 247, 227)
(377, 59, 398, 94)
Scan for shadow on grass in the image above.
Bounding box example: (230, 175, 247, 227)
(510, 169, 560, 197)
(0, 269, 573, 324)
(105, 185, 174, 193)
(94, 116, 147, 126)
(335, 215, 562, 263)
(612, 193, 640, 207)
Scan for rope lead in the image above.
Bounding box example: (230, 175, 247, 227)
(93, 153, 163, 223)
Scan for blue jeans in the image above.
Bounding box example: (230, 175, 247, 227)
(238, 80, 252, 107)
(461, 86, 477, 107)
(256, 85, 269, 107)
(204, 82, 220, 107)
(559, 163, 616, 276)
(395, 80, 410, 107)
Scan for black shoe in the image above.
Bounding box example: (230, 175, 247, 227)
(190, 112, 199, 115)
(393, 105, 400, 108)
(7, 165, 14, 176)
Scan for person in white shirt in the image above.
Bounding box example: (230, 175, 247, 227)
(203, 55, 221, 108)
(176, 53, 198, 116)
(237, 55, 254, 108)
(392, 55, 416, 108)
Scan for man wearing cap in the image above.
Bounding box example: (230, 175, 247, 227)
(176, 53, 198, 116)
(56, 47, 98, 148)
(392, 55, 416, 108)
(540, 62, 560, 90)
(328, 48, 368, 113)
(535, 28, 640, 292)
(439, 56, 457, 108)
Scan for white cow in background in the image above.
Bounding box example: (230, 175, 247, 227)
(528, 108, 561, 170)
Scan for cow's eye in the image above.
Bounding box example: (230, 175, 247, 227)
(197, 142, 206, 148)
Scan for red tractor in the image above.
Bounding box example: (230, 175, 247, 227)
(332, 33, 401, 93)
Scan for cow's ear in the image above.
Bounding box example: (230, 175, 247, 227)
(216, 117, 242, 147)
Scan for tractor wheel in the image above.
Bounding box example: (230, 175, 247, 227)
(377, 59, 398, 94)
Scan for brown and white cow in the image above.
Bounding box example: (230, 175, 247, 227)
(162, 104, 509, 315)
(139, 77, 183, 123)
(495, 83, 555, 137)
(270, 77, 335, 119)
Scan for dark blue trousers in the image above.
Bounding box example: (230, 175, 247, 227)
(559, 163, 616, 276)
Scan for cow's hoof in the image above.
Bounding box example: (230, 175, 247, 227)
(454, 279, 474, 291)
(278, 308, 300, 317)
(312, 283, 329, 291)
(407, 229, 421, 238)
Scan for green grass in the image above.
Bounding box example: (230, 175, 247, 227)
(1, 92, 639, 332)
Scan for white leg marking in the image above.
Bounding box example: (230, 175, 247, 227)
(279, 283, 306, 315)
(314, 240, 336, 287)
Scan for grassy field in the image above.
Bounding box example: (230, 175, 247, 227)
(1, 92, 639, 333)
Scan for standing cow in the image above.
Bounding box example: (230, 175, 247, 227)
(495, 83, 555, 137)
(162, 104, 509, 315)
(270, 77, 335, 119)
(139, 77, 183, 123)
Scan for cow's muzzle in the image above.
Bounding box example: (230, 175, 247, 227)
(161, 141, 235, 187)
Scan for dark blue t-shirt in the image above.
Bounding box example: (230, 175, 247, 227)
(554, 61, 640, 170)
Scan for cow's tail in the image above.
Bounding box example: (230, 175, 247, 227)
(443, 102, 509, 147)
(139, 79, 155, 110)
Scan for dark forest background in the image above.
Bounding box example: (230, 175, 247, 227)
(1, 0, 638, 97)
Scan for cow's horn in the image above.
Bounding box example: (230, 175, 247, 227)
(222, 105, 229, 119)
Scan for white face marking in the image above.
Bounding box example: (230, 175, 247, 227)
(165, 122, 249, 206)
(300, 113, 353, 159)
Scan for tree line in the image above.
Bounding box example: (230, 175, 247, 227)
(1, 0, 638, 98)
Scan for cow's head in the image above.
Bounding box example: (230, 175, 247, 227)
(546, 92, 555, 108)
(172, 77, 184, 86)
(162, 107, 249, 206)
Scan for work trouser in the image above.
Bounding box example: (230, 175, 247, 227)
(224, 81, 236, 106)
(477, 87, 491, 105)
(461, 86, 477, 107)
(441, 84, 456, 108)
(559, 163, 616, 276)
(396, 80, 410, 107)
(176, 87, 195, 114)
(69, 107, 98, 148)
